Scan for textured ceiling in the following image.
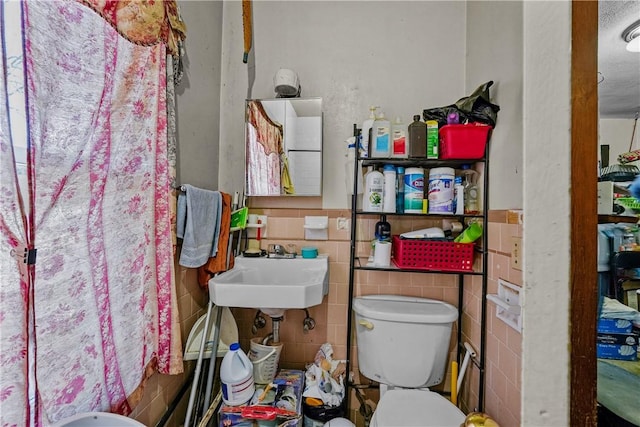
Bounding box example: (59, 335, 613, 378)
(599, 1, 640, 118)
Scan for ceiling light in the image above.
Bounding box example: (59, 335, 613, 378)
(622, 19, 640, 52)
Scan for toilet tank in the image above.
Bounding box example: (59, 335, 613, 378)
(353, 295, 458, 388)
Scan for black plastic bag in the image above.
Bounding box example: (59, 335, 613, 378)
(423, 81, 500, 128)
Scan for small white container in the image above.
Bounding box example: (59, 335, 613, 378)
(220, 342, 255, 406)
(428, 167, 455, 214)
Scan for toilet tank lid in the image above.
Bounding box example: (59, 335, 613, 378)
(353, 295, 458, 324)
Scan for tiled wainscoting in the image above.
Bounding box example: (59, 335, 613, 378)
(131, 208, 523, 427)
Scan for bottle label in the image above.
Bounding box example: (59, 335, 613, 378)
(404, 173, 424, 212)
(392, 131, 406, 155)
(368, 190, 382, 209)
(375, 126, 390, 153)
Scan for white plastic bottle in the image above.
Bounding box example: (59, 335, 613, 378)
(361, 106, 378, 159)
(220, 342, 255, 406)
(453, 176, 464, 215)
(370, 112, 391, 158)
(391, 116, 408, 158)
(363, 167, 384, 212)
(382, 165, 396, 213)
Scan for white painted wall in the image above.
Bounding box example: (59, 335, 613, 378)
(219, 1, 467, 207)
(522, 2, 571, 425)
(466, 1, 523, 210)
(599, 118, 640, 165)
(175, 0, 223, 190)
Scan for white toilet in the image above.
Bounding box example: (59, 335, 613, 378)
(353, 294, 466, 427)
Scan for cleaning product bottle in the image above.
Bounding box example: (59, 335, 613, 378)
(361, 106, 378, 159)
(374, 214, 391, 241)
(345, 131, 363, 208)
(426, 120, 439, 159)
(404, 167, 424, 213)
(382, 164, 396, 213)
(370, 111, 391, 158)
(373, 215, 392, 267)
(461, 164, 479, 214)
(408, 115, 427, 158)
(363, 167, 384, 212)
(453, 176, 464, 215)
(391, 116, 408, 158)
(396, 166, 405, 213)
(220, 342, 255, 406)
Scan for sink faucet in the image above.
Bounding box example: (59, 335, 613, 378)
(268, 244, 296, 258)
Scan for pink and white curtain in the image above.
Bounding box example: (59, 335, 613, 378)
(0, 1, 184, 425)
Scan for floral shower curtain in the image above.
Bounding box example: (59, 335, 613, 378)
(0, 1, 185, 425)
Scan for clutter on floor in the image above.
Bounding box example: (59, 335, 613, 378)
(218, 369, 304, 426)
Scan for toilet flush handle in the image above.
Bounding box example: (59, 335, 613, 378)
(358, 319, 374, 330)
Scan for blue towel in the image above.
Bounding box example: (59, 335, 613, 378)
(177, 185, 222, 268)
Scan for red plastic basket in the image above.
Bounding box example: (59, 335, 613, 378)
(391, 235, 474, 271)
(439, 123, 492, 159)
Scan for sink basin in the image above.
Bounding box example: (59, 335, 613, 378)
(209, 255, 329, 313)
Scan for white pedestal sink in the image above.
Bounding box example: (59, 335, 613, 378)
(208, 255, 329, 317)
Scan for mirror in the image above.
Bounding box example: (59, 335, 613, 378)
(245, 98, 323, 196)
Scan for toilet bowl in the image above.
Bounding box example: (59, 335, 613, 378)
(50, 412, 146, 427)
(353, 295, 465, 427)
(323, 417, 355, 426)
(370, 389, 465, 426)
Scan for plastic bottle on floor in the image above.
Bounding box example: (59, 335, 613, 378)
(220, 342, 255, 406)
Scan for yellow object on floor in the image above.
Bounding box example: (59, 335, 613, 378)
(463, 412, 500, 427)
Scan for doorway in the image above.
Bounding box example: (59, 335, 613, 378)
(570, 1, 599, 426)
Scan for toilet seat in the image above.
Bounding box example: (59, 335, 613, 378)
(370, 389, 466, 427)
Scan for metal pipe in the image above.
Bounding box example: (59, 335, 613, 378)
(457, 342, 477, 393)
(184, 301, 213, 426)
(202, 306, 224, 412)
(345, 124, 361, 410)
(271, 317, 281, 343)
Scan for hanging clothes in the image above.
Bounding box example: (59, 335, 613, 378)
(246, 100, 284, 195)
(0, 1, 183, 425)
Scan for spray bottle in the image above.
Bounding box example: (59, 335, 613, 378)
(461, 164, 479, 214)
(361, 106, 378, 159)
(345, 127, 363, 208)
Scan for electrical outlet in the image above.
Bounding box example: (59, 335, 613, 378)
(511, 237, 522, 270)
(337, 217, 350, 230)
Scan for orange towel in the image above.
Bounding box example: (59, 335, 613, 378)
(197, 192, 235, 288)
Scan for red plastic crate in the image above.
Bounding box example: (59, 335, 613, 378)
(391, 235, 474, 272)
(439, 123, 492, 159)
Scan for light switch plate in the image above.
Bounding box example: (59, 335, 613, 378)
(511, 237, 522, 270)
(337, 217, 350, 230)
